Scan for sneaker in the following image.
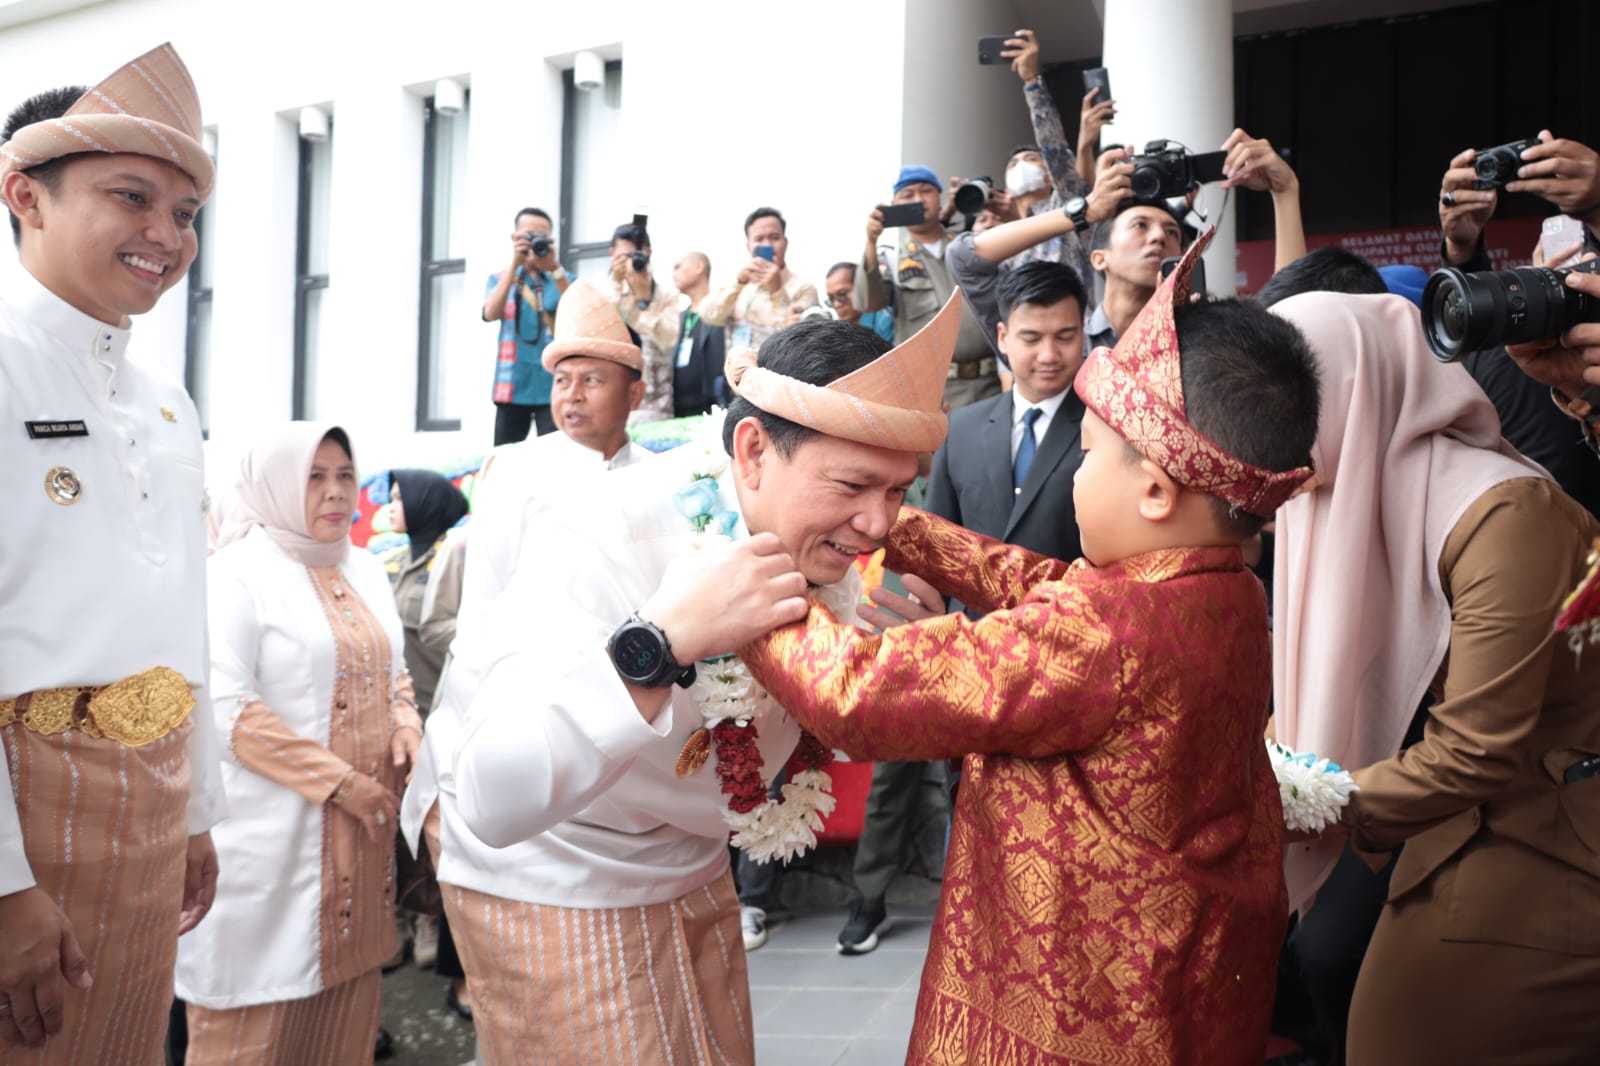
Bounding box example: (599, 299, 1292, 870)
(740, 905, 768, 951)
(837, 896, 890, 955)
(413, 914, 439, 970)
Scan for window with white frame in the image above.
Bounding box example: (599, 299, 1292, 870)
(292, 114, 333, 420)
(559, 59, 624, 280)
(417, 88, 470, 431)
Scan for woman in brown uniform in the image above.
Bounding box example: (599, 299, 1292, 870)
(1272, 292, 1600, 1065)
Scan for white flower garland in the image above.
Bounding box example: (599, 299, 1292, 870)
(674, 420, 838, 864)
(1267, 740, 1358, 834)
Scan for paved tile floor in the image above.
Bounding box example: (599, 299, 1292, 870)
(748, 907, 933, 1066)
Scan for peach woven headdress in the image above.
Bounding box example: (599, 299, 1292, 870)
(725, 289, 961, 452)
(540, 278, 645, 372)
(1073, 228, 1313, 517)
(0, 43, 214, 202)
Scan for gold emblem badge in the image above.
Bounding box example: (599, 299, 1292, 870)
(44, 466, 82, 505)
(160, 406, 177, 423)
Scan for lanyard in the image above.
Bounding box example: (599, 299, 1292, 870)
(515, 270, 546, 342)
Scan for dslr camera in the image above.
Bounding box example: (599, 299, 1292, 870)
(1126, 140, 1227, 202)
(1421, 258, 1600, 362)
(524, 233, 552, 258)
(1472, 137, 1539, 191)
(954, 177, 996, 217)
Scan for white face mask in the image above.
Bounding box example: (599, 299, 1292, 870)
(1006, 161, 1047, 197)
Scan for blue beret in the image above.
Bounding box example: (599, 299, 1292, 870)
(893, 165, 941, 194)
(1379, 264, 1429, 308)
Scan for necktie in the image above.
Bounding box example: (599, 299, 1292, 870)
(1014, 407, 1042, 493)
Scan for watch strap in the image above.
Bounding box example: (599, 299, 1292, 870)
(609, 615, 695, 689)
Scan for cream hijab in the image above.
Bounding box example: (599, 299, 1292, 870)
(1269, 292, 1549, 914)
(214, 422, 356, 568)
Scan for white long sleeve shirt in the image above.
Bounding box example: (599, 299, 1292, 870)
(0, 263, 226, 896)
(176, 529, 405, 1009)
(406, 425, 860, 908)
(400, 428, 648, 849)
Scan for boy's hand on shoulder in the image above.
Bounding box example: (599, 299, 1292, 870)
(858, 573, 945, 631)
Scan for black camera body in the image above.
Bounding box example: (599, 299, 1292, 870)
(1128, 140, 1228, 202)
(1472, 137, 1539, 191)
(954, 177, 995, 217)
(527, 233, 552, 258)
(630, 250, 650, 272)
(1421, 257, 1600, 362)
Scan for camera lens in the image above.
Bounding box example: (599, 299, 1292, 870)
(630, 251, 650, 271)
(529, 235, 551, 257)
(954, 181, 989, 216)
(1422, 265, 1596, 362)
(1130, 162, 1164, 202)
(1473, 153, 1503, 184)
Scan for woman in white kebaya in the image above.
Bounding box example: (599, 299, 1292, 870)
(176, 422, 422, 1066)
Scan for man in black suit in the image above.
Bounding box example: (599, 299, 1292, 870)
(836, 261, 1090, 956)
(927, 260, 1089, 563)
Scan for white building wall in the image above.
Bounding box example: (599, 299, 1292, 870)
(0, 0, 911, 477)
(901, 0, 1033, 192)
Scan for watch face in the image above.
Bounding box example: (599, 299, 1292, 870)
(615, 626, 663, 680)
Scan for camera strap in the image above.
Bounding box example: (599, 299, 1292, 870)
(517, 274, 556, 340)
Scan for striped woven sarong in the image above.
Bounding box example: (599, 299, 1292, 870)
(437, 822, 753, 1066)
(0, 721, 191, 1066)
(184, 969, 381, 1066)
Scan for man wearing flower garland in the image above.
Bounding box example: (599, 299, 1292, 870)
(433, 284, 962, 1063)
(740, 234, 1319, 1065)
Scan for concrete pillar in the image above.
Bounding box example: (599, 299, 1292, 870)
(1100, 0, 1236, 295)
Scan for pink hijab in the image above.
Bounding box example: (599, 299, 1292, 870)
(1269, 292, 1549, 914)
(214, 421, 355, 568)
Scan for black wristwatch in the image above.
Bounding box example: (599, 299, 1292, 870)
(1063, 196, 1089, 230)
(608, 615, 697, 689)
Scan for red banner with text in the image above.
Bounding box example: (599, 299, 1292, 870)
(1235, 217, 1544, 295)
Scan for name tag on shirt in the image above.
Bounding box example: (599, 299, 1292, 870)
(677, 336, 695, 368)
(731, 324, 753, 349)
(25, 419, 89, 439)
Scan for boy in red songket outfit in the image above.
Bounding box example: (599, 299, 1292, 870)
(740, 230, 1320, 1066)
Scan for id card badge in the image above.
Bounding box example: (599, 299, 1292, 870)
(731, 324, 753, 349)
(677, 336, 695, 368)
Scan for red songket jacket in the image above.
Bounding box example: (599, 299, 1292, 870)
(741, 510, 1287, 1066)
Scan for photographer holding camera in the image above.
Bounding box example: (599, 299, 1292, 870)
(697, 206, 817, 352)
(601, 221, 676, 423)
(855, 165, 1000, 409)
(1439, 129, 1600, 271)
(483, 207, 571, 445)
(947, 148, 1128, 365)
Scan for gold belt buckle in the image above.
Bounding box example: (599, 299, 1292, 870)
(0, 667, 194, 747)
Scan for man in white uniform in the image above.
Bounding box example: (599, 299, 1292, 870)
(0, 45, 226, 1062)
(403, 278, 652, 844)
(414, 274, 961, 1062)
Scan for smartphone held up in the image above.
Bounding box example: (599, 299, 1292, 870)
(878, 202, 927, 229)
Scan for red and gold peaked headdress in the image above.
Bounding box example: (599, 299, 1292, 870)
(725, 288, 960, 453)
(0, 43, 214, 202)
(1073, 227, 1313, 517)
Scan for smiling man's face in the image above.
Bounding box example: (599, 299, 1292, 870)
(10, 152, 199, 324)
(732, 422, 919, 586)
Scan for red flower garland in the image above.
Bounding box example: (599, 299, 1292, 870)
(710, 720, 835, 814)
